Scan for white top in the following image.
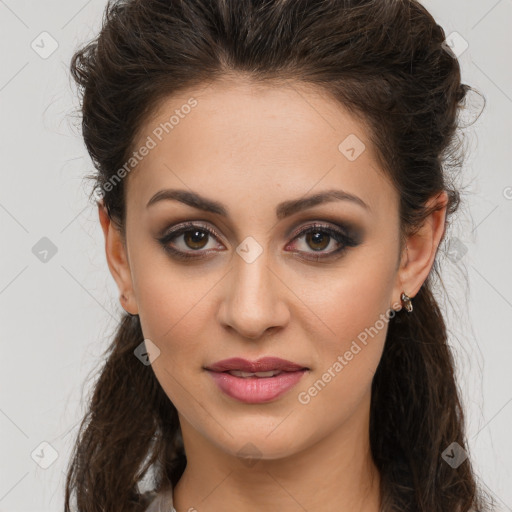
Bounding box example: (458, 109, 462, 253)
(142, 488, 176, 512)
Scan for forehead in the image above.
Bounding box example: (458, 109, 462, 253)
(125, 78, 396, 217)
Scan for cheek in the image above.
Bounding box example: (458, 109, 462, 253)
(132, 277, 217, 410)
(137, 281, 213, 410)
(137, 276, 213, 362)
(323, 268, 394, 348)
(296, 252, 397, 409)
(130, 240, 215, 346)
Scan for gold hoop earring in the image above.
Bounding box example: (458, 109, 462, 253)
(401, 292, 413, 313)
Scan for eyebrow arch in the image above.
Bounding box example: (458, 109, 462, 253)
(146, 188, 370, 218)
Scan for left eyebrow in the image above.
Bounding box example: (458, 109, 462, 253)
(275, 189, 371, 219)
(146, 188, 371, 218)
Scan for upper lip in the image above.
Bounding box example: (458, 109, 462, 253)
(204, 357, 309, 373)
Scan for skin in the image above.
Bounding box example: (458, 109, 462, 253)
(98, 77, 448, 512)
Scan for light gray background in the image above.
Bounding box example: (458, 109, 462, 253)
(0, 1, 511, 511)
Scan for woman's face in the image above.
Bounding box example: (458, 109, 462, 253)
(110, 78, 412, 460)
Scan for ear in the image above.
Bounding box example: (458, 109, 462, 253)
(98, 202, 139, 315)
(392, 191, 449, 309)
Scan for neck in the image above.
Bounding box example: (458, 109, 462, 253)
(172, 395, 381, 512)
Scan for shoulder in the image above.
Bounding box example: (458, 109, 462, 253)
(140, 488, 174, 512)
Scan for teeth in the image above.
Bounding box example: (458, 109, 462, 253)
(228, 370, 282, 378)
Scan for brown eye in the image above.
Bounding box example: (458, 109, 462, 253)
(305, 230, 331, 251)
(183, 229, 209, 250)
(157, 221, 226, 260)
(285, 222, 361, 261)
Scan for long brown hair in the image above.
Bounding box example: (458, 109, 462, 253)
(65, 1, 490, 510)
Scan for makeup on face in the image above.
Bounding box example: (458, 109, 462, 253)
(147, 188, 368, 264)
(204, 357, 310, 404)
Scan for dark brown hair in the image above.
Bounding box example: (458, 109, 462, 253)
(65, 0, 490, 511)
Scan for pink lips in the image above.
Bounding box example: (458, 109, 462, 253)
(204, 357, 309, 404)
(205, 356, 308, 373)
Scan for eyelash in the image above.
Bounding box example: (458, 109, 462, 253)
(157, 221, 360, 262)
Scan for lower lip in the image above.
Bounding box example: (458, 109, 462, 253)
(206, 369, 308, 404)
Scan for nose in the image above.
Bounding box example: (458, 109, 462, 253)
(217, 253, 290, 340)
